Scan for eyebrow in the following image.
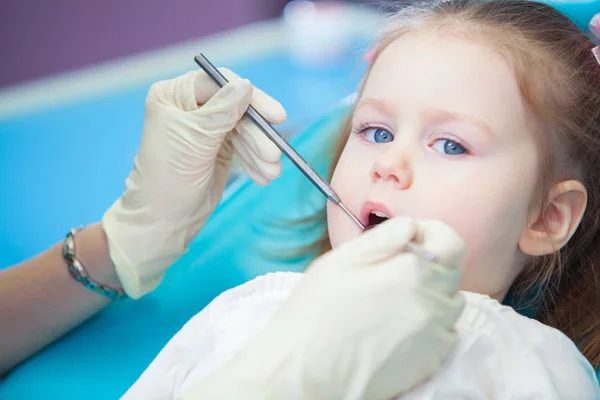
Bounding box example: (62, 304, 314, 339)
(430, 109, 496, 137)
(355, 98, 495, 137)
(355, 98, 397, 117)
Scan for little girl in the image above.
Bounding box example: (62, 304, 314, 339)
(124, 1, 600, 397)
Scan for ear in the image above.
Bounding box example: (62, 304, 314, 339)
(519, 180, 587, 256)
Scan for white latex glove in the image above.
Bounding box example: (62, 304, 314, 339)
(102, 69, 286, 298)
(178, 217, 466, 400)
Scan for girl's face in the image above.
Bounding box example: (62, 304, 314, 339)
(327, 31, 540, 300)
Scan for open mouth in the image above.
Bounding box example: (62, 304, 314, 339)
(361, 201, 393, 231)
(367, 210, 390, 229)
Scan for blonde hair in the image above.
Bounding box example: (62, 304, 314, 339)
(303, 0, 600, 366)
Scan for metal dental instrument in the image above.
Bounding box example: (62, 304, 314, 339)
(194, 53, 364, 229)
(194, 53, 436, 263)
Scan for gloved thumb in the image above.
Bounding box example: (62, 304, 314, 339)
(336, 217, 418, 266)
(411, 220, 465, 298)
(190, 78, 253, 144)
(415, 220, 466, 269)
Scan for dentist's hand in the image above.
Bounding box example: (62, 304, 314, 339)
(102, 70, 286, 298)
(179, 217, 466, 400)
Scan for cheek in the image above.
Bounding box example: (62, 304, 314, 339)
(327, 140, 374, 248)
(426, 160, 537, 294)
(327, 202, 348, 248)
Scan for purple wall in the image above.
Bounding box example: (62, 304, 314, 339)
(0, 0, 287, 88)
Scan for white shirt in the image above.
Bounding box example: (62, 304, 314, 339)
(123, 272, 599, 399)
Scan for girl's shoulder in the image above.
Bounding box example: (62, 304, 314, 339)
(457, 291, 578, 347)
(434, 291, 600, 399)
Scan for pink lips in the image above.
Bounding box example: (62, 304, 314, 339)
(361, 201, 394, 226)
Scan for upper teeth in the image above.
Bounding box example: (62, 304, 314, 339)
(372, 211, 389, 218)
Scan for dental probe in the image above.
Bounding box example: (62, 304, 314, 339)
(194, 53, 363, 227)
(194, 53, 436, 263)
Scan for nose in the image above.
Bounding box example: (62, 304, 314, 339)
(370, 146, 413, 190)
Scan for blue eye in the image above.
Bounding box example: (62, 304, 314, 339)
(364, 128, 394, 144)
(431, 139, 466, 155)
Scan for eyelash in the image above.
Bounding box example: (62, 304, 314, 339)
(354, 122, 382, 135)
(431, 133, 470, 156)
(353, 122, 471, 155)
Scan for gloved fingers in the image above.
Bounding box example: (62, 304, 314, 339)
(233, 140, 281, 185)
(232, 121, 282, 179)
(369, 252, 423, 289)
(235, 142, 282, 182)
(413, 219, 466, 270)
(222, 69, 287, 125)
(247, 85, 287, 125)
(419, 261, 463, 296)
(336, 216, 418, 266)
(373, 257, 465, 332)
(190, 78, 253, 141)
(235, 116, 283, 164)
(371, 251, 463, 310)
(146, 71, 198, 112)
(194, 68, 241, 105)
(195, 68, 287, 125)
(416, 286, 466, 330)
(231, 136, 271, 186)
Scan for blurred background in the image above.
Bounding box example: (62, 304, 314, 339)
(0, 0, 376, 88)
(0, 0, 381, 268)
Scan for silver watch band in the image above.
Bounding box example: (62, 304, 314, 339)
(63, 227, 127, 300)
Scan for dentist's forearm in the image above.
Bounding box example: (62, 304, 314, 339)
(0, 223, 121, 376)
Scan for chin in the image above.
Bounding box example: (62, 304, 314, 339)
(327, 222, 361, 249)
